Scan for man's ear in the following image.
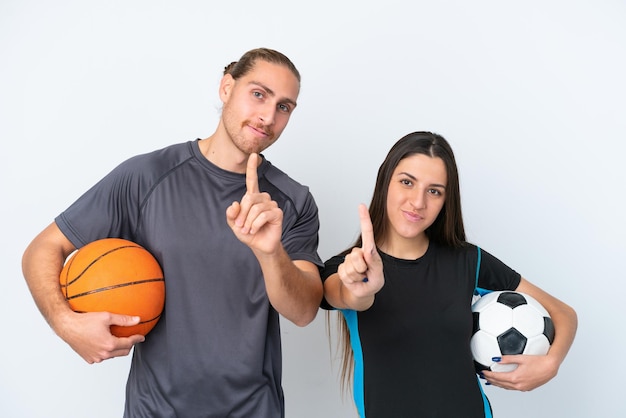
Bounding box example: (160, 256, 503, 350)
(219, 74, 235, 102)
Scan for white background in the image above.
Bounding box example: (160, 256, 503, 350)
(1, 1, 625, 417)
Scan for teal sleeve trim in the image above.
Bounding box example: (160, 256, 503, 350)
(474, 246, 492, 297)
(474, 246, 481, 291)
(341, 309, 366, 418)
(474, 247, 493, 417)
(476, 375, 493, 418)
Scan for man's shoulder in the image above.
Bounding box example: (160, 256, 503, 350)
(130, 140, 193, 163)
(261, 158, 308, 191)
(261, 160, 315, 208)
(119, 140, 195, 173)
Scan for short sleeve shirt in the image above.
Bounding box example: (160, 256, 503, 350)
(56, 140, 322, 418)
(321, 242, 521, 418)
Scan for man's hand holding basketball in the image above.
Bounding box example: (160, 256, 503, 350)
(57, 310, 145, 364)
(337, 204, 384, 308)
(226, 153, 283, 255)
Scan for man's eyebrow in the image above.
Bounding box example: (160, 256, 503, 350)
(248, 81, 298, 107)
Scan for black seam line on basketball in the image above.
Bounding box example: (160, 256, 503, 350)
(63, 245, 144, 287)
(65, 277, 165, 300)
(61, 255, 76, 289)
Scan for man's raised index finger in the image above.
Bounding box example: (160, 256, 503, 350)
(246, 153, 260, 194)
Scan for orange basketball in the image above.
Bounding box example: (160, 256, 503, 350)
(59, 238, 165, 337)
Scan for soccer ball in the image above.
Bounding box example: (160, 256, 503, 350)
(471, 291, 555, 372)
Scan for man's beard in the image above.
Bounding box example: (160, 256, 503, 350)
(228, 119, 277, 154)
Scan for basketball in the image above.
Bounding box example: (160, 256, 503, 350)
(59, 238, 165, 337)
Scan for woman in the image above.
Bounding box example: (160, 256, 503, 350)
(321, 131, 577, 418)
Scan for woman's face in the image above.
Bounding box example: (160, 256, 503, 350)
(385, 154, 447, 244)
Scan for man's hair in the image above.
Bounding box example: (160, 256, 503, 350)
(223, 48, 301, 83)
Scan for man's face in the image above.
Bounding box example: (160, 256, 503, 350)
(220, 60, 300, 155)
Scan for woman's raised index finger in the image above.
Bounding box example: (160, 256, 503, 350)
(358, 203, 375, 253)
(246, 153, 260, 194)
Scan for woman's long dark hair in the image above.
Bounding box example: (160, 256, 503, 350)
(332, 131, 468, 396)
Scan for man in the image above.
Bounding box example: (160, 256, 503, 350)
(22, 48, 323, 417)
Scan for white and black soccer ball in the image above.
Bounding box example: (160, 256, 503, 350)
(471, 291, 555, 372)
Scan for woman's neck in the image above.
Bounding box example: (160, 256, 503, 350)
(379, 233, 430, 260)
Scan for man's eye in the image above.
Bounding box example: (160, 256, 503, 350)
(278, 104, 291, 113)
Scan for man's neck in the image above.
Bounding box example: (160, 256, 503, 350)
(198, 130, 249, 174)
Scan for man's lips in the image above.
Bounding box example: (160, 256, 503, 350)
(247, 124, 271, 138)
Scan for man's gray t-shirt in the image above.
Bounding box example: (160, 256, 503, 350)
(55, 140, 322, 418)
